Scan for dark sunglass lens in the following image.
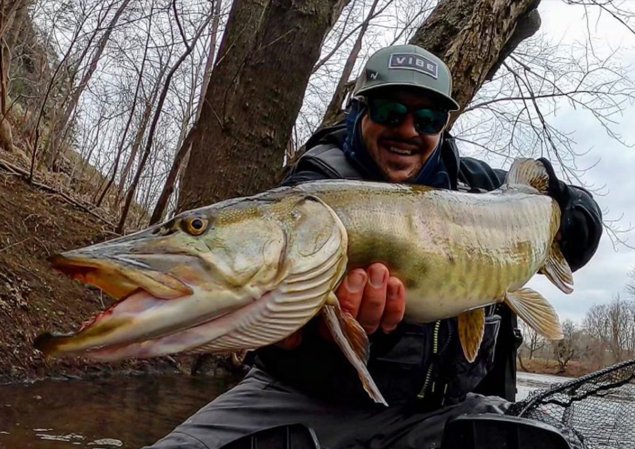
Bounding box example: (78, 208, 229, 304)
(414, 109, 448, 134)
(369, 100, 408, 127)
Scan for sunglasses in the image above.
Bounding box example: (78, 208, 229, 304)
(366, 98, 449, 135)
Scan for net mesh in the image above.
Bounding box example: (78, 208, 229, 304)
(507, 359, 635, 449)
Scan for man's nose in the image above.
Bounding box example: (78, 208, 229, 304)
(393, 113, 419, 139)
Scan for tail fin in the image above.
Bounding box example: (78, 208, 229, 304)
(504, 158, 550, 194)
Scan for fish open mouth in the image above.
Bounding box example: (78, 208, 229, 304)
(34, 253, 205, 357)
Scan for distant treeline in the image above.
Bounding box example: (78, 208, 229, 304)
(519, 279, 635, 374)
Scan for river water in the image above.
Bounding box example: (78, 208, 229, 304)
(0, 375, 234, 449)
(516, 371, 573, 401)
(0, 372, 568, 449)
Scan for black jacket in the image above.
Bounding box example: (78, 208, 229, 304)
(256, 123, 602, 408)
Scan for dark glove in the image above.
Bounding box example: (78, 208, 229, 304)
(537, 157, 569, 210)
(537, 158, 603, 272)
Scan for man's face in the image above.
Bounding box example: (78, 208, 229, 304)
(361, 89, 448, 183)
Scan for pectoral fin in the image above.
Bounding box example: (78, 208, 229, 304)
(322, 293, 387, 406)
(540, 240, 574, 294)
(504, 288, 563, 340)
(458, 308, 485, 363)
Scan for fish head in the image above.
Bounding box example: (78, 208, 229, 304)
(35, 193, 348, 360)
(36, 198, 291, 358)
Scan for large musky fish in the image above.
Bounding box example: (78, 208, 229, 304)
(34, 159, 573, 406)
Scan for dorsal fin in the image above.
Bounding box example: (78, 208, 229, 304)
(504, 158, 550, 194)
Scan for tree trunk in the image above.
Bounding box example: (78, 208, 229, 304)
(516, 354, 528, 372)
(0, 0, 16, 118)
(198, 0, 223, 114)
(178, 0, 349, 211)
(410, 0, 541, 122)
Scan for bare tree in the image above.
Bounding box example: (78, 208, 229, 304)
(178, 0, 350, 211)
(149, 0, 224, 225)
(115, 62, 169, 205)
(295, 0, 545, 159)
(584, 296, 635, 364)
(95, 0, 154, 208)
(45, 0, 133, 170)
(626, 300, 635, 359)
(553, 319, 578, 374)
(519, 320, 545, 360)
(295, 0, 635, 207)
(117, 5, 212, 232)
(565, 0, 635, 37)
(606, 297, 633, 363)
(29, 3, 92, 181)
(13, 0, 634, 247)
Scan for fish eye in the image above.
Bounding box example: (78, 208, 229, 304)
(183, 216, 208, 236)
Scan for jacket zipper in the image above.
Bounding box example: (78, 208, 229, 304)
(418, 320, 441, 398)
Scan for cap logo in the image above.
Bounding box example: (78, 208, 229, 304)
(388, 53, 438, 79)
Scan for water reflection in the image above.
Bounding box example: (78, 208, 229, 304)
(0, 374, 233, 449)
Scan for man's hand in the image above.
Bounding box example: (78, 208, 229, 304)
(276, 263, 406, 349)
(336, 263, 406, 334)
(537, 157, 602, 271)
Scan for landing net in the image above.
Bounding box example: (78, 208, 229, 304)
(507, 359, 635, 449)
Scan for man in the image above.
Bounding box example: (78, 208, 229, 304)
(146, 44, 602, 449)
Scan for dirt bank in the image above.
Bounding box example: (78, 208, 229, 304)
(0, 171, 235, 383)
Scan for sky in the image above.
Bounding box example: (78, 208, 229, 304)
(516, 0, 635, 323)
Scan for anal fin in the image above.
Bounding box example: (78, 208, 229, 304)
(540, 240, 574, 294)
(321, 293, 387, 406)
(458, 308, 485, 363)
(504, 288, 563, 340)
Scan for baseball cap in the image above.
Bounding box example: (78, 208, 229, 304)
(353, 44, 459, 111)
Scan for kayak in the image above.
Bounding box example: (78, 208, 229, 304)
(220, 417, 575, 449)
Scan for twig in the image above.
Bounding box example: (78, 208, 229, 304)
(0, 238, 30, 254)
